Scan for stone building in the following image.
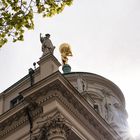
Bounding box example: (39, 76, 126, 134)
(0, 36, 132, 140)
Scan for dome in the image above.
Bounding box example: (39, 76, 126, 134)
(64, 72, 125, 106)
(64, 72, 129, 138)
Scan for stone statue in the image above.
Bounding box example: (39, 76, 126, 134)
(40, 33, 55, 55)
(59, 43, 72, 65)
(77, 77, 87, 93)
(104, 95, 128, 129)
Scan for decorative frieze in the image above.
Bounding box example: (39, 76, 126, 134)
(0, 102, 42, 138)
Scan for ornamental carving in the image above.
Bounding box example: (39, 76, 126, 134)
(32, 112, 70, 140)
(31, 80, 120, 140)
(29, 80, 121, 140)
(0, 101, 43, 138)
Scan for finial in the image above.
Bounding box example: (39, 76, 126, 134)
(40, 33, 55, 56)
(59, 43, 73, 73)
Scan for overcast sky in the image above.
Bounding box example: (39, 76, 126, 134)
(0, 0, 140, 138)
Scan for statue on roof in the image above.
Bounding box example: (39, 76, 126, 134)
(59, 43, 72, 65)
(40, 33, 55, 55)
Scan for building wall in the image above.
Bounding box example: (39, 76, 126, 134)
(0, 53, 130, 140)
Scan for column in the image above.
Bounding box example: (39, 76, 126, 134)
(46, 114, 70, 140)
(35, 113, 70, 140)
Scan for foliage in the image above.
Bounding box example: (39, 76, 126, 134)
(0, 0, 73, 47)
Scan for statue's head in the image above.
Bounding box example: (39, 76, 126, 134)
(45, 34, 50, 38)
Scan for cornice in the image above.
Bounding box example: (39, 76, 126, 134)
(0, 101, 27, 122)
(54, 85, 121, 140)
(0, 102, 42, 138)
(22, 71, 121, 139)
(23, 77, 121, 140)
(0, 71, 121, 140)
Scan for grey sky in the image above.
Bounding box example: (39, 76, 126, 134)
(0, 0, 140, 137)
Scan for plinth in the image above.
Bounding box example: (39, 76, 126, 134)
(62, 64, 71, 74)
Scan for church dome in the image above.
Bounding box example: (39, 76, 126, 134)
(64, 72, 129, 138)
(64, 72, 125, 106)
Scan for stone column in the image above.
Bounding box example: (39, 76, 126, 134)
(36, 113, 70, 140)
(46, 113, 69, 140)
(47, 127, 67, 140)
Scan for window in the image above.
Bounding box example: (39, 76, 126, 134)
(10, 95, 23, 108)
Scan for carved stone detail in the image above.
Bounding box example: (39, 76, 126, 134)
(32, 81, 120, 140)
(101, 89, 129, 139)
(0, 79, 121, 140)
(0, 102, 43, 138)
(77, 76, 87, 93)
(35, 112, 70, 140)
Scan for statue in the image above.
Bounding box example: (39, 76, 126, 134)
(77, 76, 87, 93)
(40, 33, 55, 55)
(59, 43, 72, 65)
(103, 95, 128, 129)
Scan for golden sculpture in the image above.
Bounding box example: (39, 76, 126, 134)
(59, 43, 73, 65)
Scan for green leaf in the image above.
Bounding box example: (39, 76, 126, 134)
(0, 0, 73, 47)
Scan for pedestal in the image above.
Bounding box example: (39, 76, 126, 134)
(62, 64, 71, 74)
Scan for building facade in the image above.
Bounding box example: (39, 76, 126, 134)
(0, 38, 132, 140)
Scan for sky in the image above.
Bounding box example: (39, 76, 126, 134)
(0, 0, 140, 138)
